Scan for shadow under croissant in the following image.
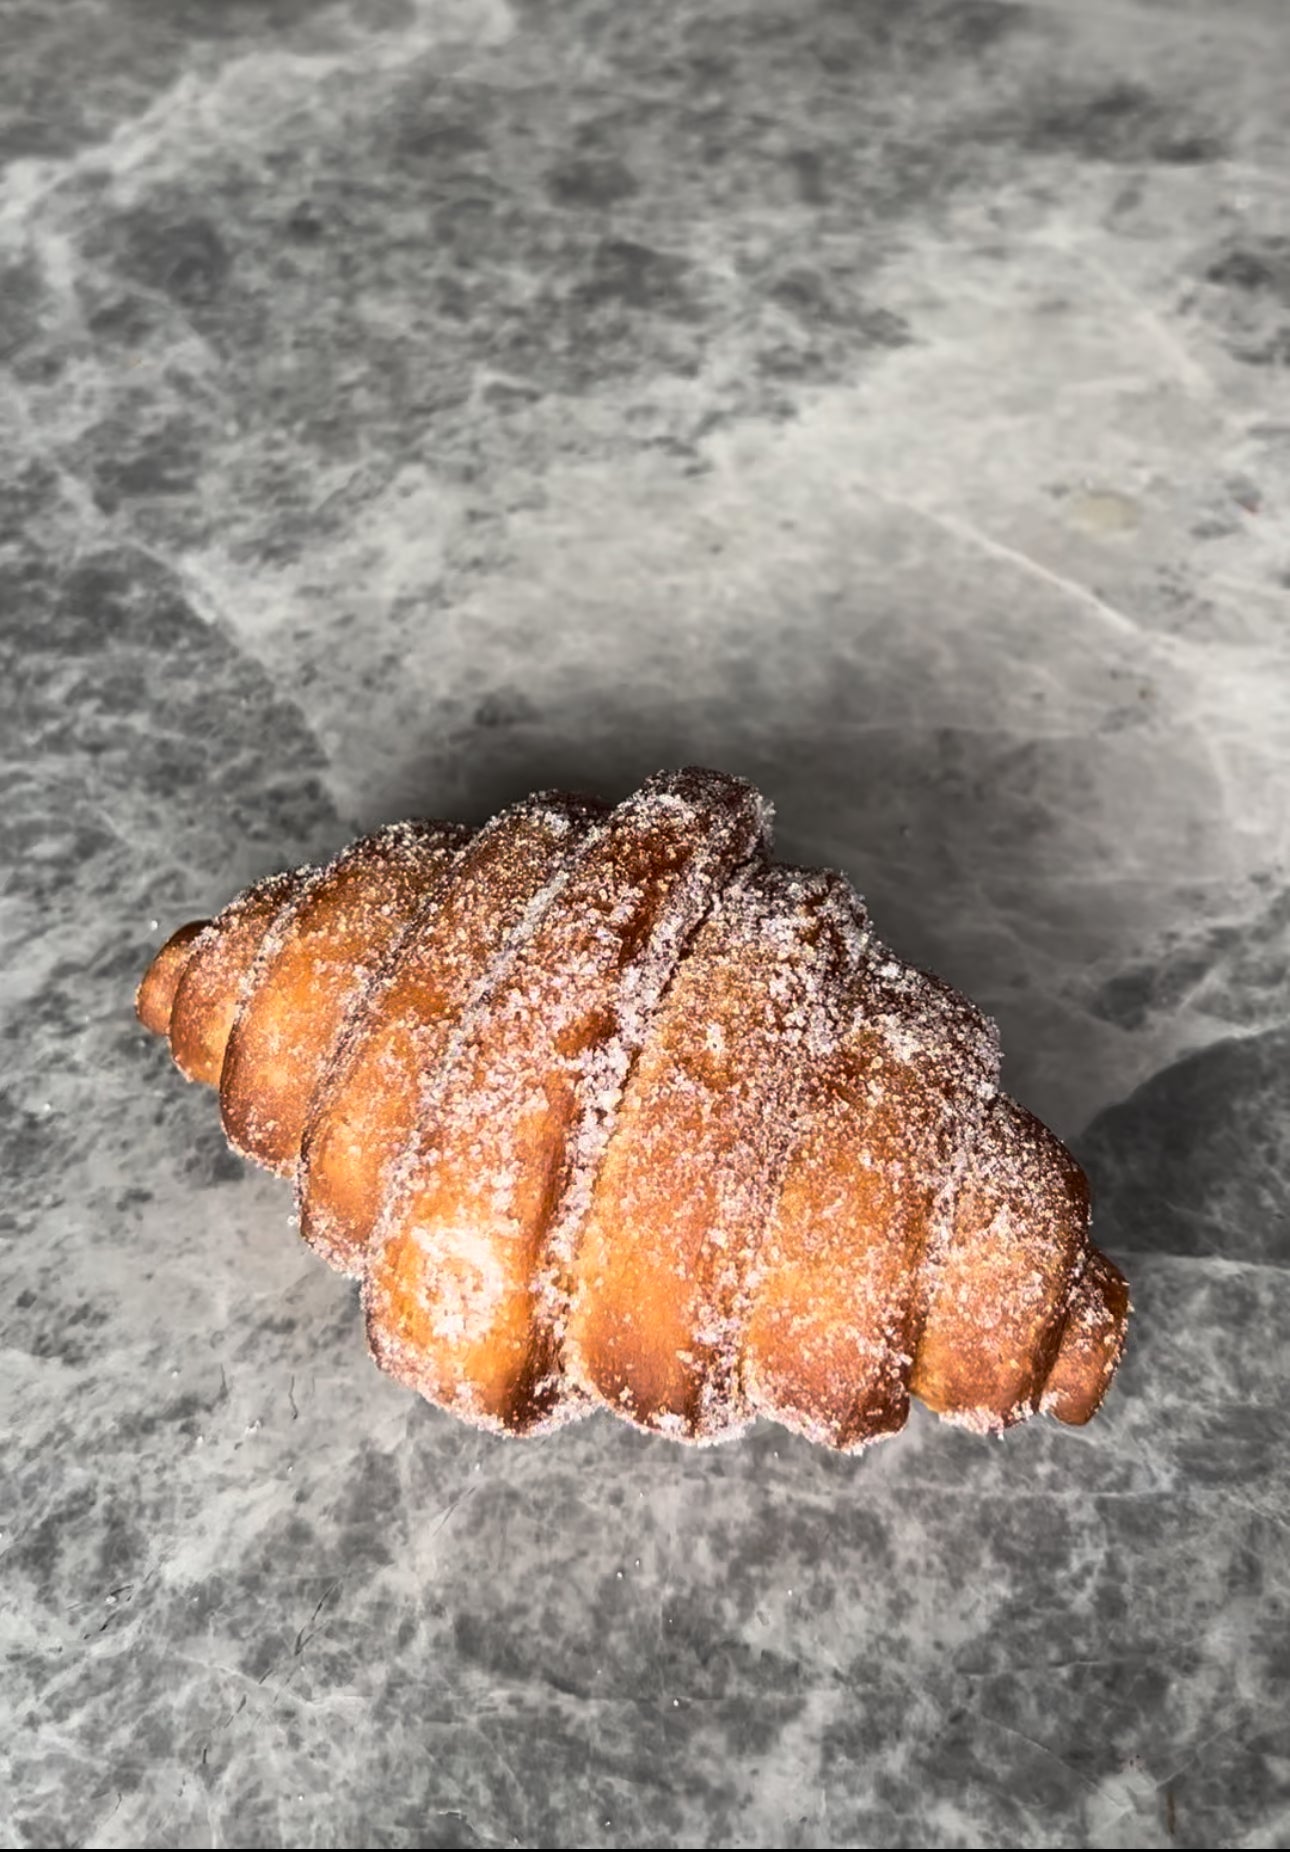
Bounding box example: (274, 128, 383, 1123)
(137, 766, 1130, 1453)
(354, 682, 1093, 1119)
(1076, 1025, 1290, 1270)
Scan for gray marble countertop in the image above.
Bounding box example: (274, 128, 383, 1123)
(4, 2, 1289, 1846)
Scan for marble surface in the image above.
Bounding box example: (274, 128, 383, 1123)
(3, 1, 1290, 1845)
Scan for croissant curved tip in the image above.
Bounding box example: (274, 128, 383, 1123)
(1041, 1247, 1131, 1426)
(136, 920, 208, 1036)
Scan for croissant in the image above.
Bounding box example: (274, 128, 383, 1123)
(137, 768, 1129, 1450)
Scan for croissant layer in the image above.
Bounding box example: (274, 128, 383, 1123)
(138, 768, 1129, 1449)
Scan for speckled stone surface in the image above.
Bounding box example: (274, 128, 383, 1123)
(4, 2, 1290, 1846)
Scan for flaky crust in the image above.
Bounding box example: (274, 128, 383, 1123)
(137, 768, 1129, 1449)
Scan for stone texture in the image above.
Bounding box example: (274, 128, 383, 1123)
(3, 1, 1289, 1846)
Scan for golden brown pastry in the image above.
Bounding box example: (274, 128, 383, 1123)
(137, 768, 1130, 1448)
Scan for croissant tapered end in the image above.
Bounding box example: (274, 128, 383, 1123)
(911, 1098, 1096, 1436)
(218, 822, 470, 1178)
(136, 919, 207, 1036)
(171, 869, 312, 1086)
(137, 767, 1130, 1453)
(1042, 1249, 1132, 1426)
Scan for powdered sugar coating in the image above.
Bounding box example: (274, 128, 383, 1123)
(219, 820, 469, 1176)
(743, 916, 1001, 1450)
(566, 863, 869, 1442)
(137, 767, 1130, 1449)
(363, 768, 768, 1433)
(912, 1096, 1088, 1432)
(299, 793, 604, 1274)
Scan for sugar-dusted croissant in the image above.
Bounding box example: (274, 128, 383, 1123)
(137, 768, 1129, 1450)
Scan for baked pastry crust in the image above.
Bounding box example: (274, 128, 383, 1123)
(138, 768, 1129, 1448)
